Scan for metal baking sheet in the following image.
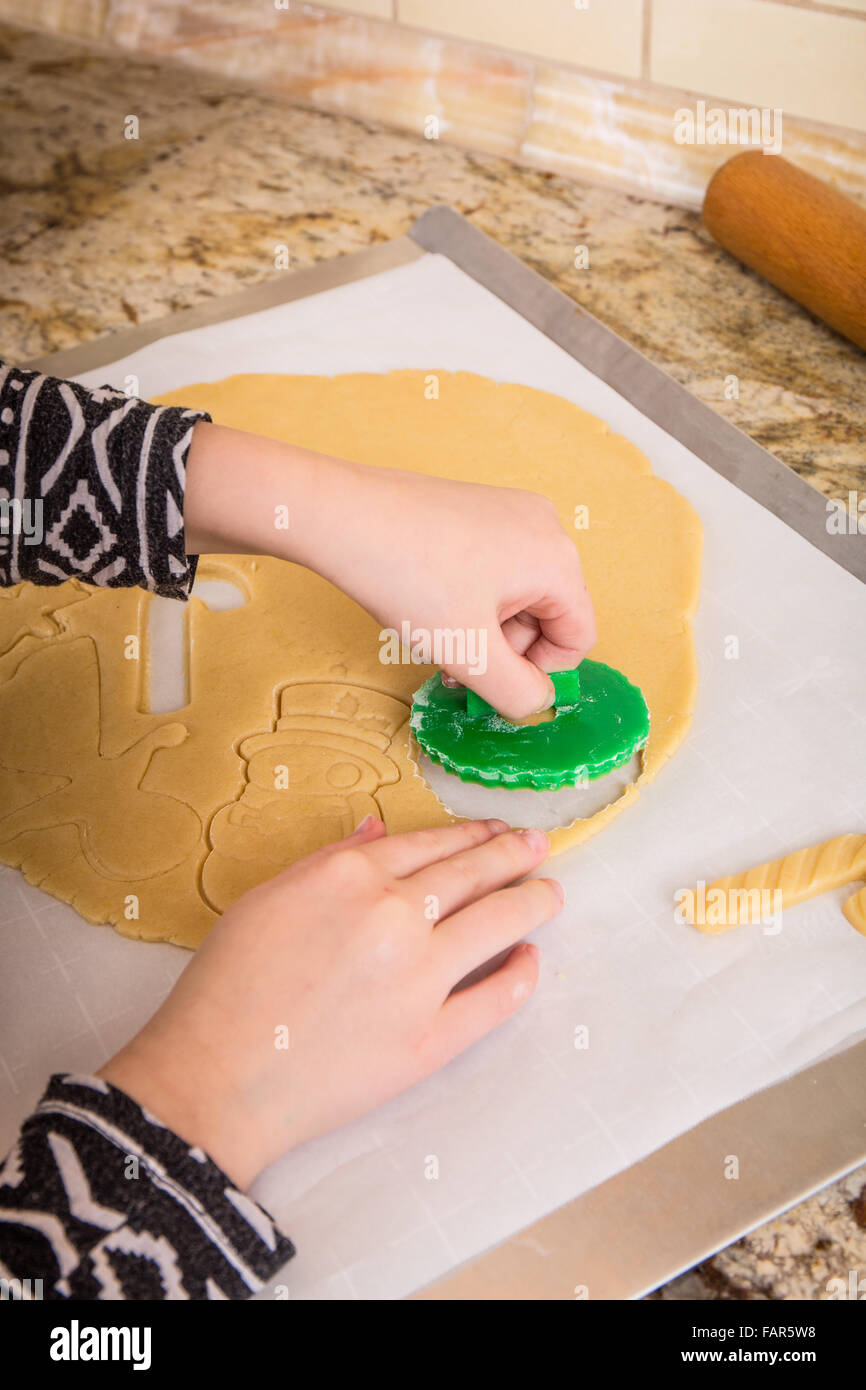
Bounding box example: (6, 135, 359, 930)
(13, 211, 866, 1301)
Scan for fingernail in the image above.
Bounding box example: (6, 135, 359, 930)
(518, 827, 549, 853)
(486, 818, 510, 834)
(534, 682, 555, 714)
(547, 878, 565, 905)
(350, 814, 378, 836)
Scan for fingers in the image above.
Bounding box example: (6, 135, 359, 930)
(409, 827, 550, 920)
(429, 942, 541, 1067)
(500, 611, 541, 657)
(434, 877, 563, 984)
(286, 813, 386, 875)
(347, 814, 388, 843)
(523, 571, 597, 670)
(324, 814, 388, 854)
(447, 592, 595, 720)
(464, 626, 555, 722)
(304, 818, 517, 897)
(364, 817, 509, 878)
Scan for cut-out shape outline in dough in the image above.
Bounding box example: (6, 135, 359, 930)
(201, 678, 410, 913)
(0, 580, 91, 681)
(0, 636, 202, 880)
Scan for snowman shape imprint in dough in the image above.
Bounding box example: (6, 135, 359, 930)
(202, 681, 409, 913)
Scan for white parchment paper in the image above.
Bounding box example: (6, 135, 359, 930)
(1, 254, 864, 1300)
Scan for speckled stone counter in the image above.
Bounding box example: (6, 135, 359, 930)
(0, 23, 864, 1300)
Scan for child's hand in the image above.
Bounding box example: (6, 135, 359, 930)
(316, 464, 596, 721)
(185, 427, 596, 721)
(99, 816, 560, 1188)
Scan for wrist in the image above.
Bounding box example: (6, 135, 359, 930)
(279, 445, 365, 574)
(183, 421, 363, 572)
(98, 1031, 271, 1190)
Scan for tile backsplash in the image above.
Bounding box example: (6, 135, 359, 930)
(2, 0, 864, 208)
(651, 0, 866, 134)
(398, 0, 644, 78)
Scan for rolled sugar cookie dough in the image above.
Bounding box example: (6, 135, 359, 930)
(0, 371, 701, 948)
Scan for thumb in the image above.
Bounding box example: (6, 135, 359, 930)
(347, 813, 386, 840)
(465, 627, 555, 722)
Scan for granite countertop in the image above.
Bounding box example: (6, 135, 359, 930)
(0, 22, 864, 1301)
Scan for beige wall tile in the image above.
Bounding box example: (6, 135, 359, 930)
(313, 0, 393, 16)
(652, 0, 866, 133)
(398, 0, 644, 79)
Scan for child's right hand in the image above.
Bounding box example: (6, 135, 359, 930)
(185, 425, 596, 721)
(98, 815, 561, 1188)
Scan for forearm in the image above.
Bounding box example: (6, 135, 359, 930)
(183, 420, 363, 570)
(184, 418, 592, 719)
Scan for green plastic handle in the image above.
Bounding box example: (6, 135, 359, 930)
(465, 667, 582, 721)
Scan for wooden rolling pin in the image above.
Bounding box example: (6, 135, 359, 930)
(702, 151, 866, 351)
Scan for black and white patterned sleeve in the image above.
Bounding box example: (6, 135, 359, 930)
(0, 359, 210, 600)
(0, 1074, 295, 1300)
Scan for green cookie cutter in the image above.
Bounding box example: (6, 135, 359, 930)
(410, 660, 649, 790)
